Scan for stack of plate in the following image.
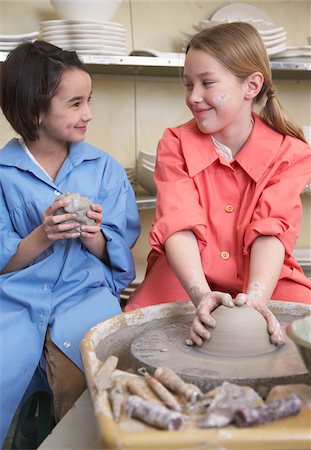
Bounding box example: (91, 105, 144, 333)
(0, 31, 39, 52)
(39, 19, 127, 55)
(136, 150, 156, 195)
(181, 3, 288, 57)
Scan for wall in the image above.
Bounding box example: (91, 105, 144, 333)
(0, 0, 310, 265)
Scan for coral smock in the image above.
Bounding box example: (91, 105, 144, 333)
(125, 114, 311, 311)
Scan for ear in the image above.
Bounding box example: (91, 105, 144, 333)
(243, 72, 264, 100)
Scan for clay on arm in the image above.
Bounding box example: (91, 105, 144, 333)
(164, 230, 210, 307)
(247, 235, 285, 305)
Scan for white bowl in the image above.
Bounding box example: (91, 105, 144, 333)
(50, 0, 122, 22)
(136, 164, 156, 195)
(138, 150, 156, 165)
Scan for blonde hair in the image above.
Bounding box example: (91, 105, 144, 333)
(187, 22, 307, 143)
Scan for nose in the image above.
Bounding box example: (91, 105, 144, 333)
(187, 86, 204, 105)
(82, 103, 93, 122)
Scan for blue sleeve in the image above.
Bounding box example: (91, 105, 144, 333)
(0, 185, 22, 271)
(100, 179, 141, 293)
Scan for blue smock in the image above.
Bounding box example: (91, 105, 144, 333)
(0, 138, 140, 445)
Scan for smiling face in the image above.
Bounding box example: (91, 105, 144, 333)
(39, 68, 93, 145)
(183, 48, 252, 139)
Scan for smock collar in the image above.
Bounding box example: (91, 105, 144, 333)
(180, 114, 284, 182)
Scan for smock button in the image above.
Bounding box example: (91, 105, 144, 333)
(225, 205, 234, 213)
(54, 190, 61, 196)
(221, 251, 230, 260)
(63, 341, 71, 348)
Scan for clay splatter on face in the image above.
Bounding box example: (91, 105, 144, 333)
(213, 93, 231, 107)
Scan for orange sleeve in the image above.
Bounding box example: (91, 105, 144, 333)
(243, 142, 311, 256)
(150, 128, 207, 253)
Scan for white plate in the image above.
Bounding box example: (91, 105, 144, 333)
(264, 36, 287, 48)
(40, 19, 125, 30)
(41, 30, 126, 42)
(270, 46, 311, 57)
(258, 26, 285, 35)
(261, 31, 287, 41)
(48, 39, 126, 49)
(0, 31, 39, 41)
(211, 3, 273, 24)
(77, 48, 126, 55)
(267, 43, 287, 56)
(40, 24, 126, 37)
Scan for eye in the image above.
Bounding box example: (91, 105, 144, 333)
(183, 82, 192, 91)
(202, 80, 214, 87)
(88, 96, 92, 103)
(73, 101, 80, 108)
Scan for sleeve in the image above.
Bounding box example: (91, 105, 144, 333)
(100, 175, 141, 293)
(0, 184, 22, 271)
(243, 143, 311, 257)
(150, 128, 208, 253)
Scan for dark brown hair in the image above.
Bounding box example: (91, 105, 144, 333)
(0, 40, 91, 141)
(187, 22, 306, 143)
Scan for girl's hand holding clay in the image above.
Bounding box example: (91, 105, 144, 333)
(189, 291, 234, 346)
(235, 287, 285, 346)
(79, 203, 103, 240)
(42, 198, 81, 241)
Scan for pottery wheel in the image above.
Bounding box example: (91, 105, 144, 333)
(130, 311, 309, 392)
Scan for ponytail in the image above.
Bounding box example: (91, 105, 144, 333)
(260, 84, 307, 143)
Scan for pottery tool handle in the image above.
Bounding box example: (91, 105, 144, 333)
(125, 395, 184, 430)
(138, 367, 181, 411)
(94, 355, 119, 391)
(108, 380, 124, 422)
(234, 394, 302, 427)
(154, 366, 202, 402)
(126, 379, 150, 400)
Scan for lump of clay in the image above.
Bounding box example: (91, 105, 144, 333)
(54, 192, 96, 233)
(201, 305, 276, 358)
(199, 381, 264, 428)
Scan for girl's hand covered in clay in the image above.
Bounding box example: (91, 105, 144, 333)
(42, 198, 81, 240)
(79, 203, 102, 240)
(190, 291, 235, 346)
(235, 291, 285, 346)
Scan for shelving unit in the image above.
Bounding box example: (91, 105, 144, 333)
(1, 52, 310, 78)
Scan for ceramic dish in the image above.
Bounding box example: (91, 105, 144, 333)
(287, 315, 311, 372)
(41, 31, 126, 42)
(210, 3, 273, 24)
(261, 31, 287, 41)
(48, 39, 126, 48)
(271, 46, 311, 57)
(0, 31, 39, 41)
(77, 48, 126, 55)
(40, 19, 125, 29)
(266, 43, 287, 56)
(263, 36, 287, 48)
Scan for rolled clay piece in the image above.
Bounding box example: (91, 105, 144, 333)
(125, 395, 184, 430)
(266, 384, 311, 409)
(233, 393, 302, 427)
(54, 192, 96, 233)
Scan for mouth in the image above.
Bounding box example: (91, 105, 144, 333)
(76, 126, 87, 133)
(192, 107, 212, 117)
